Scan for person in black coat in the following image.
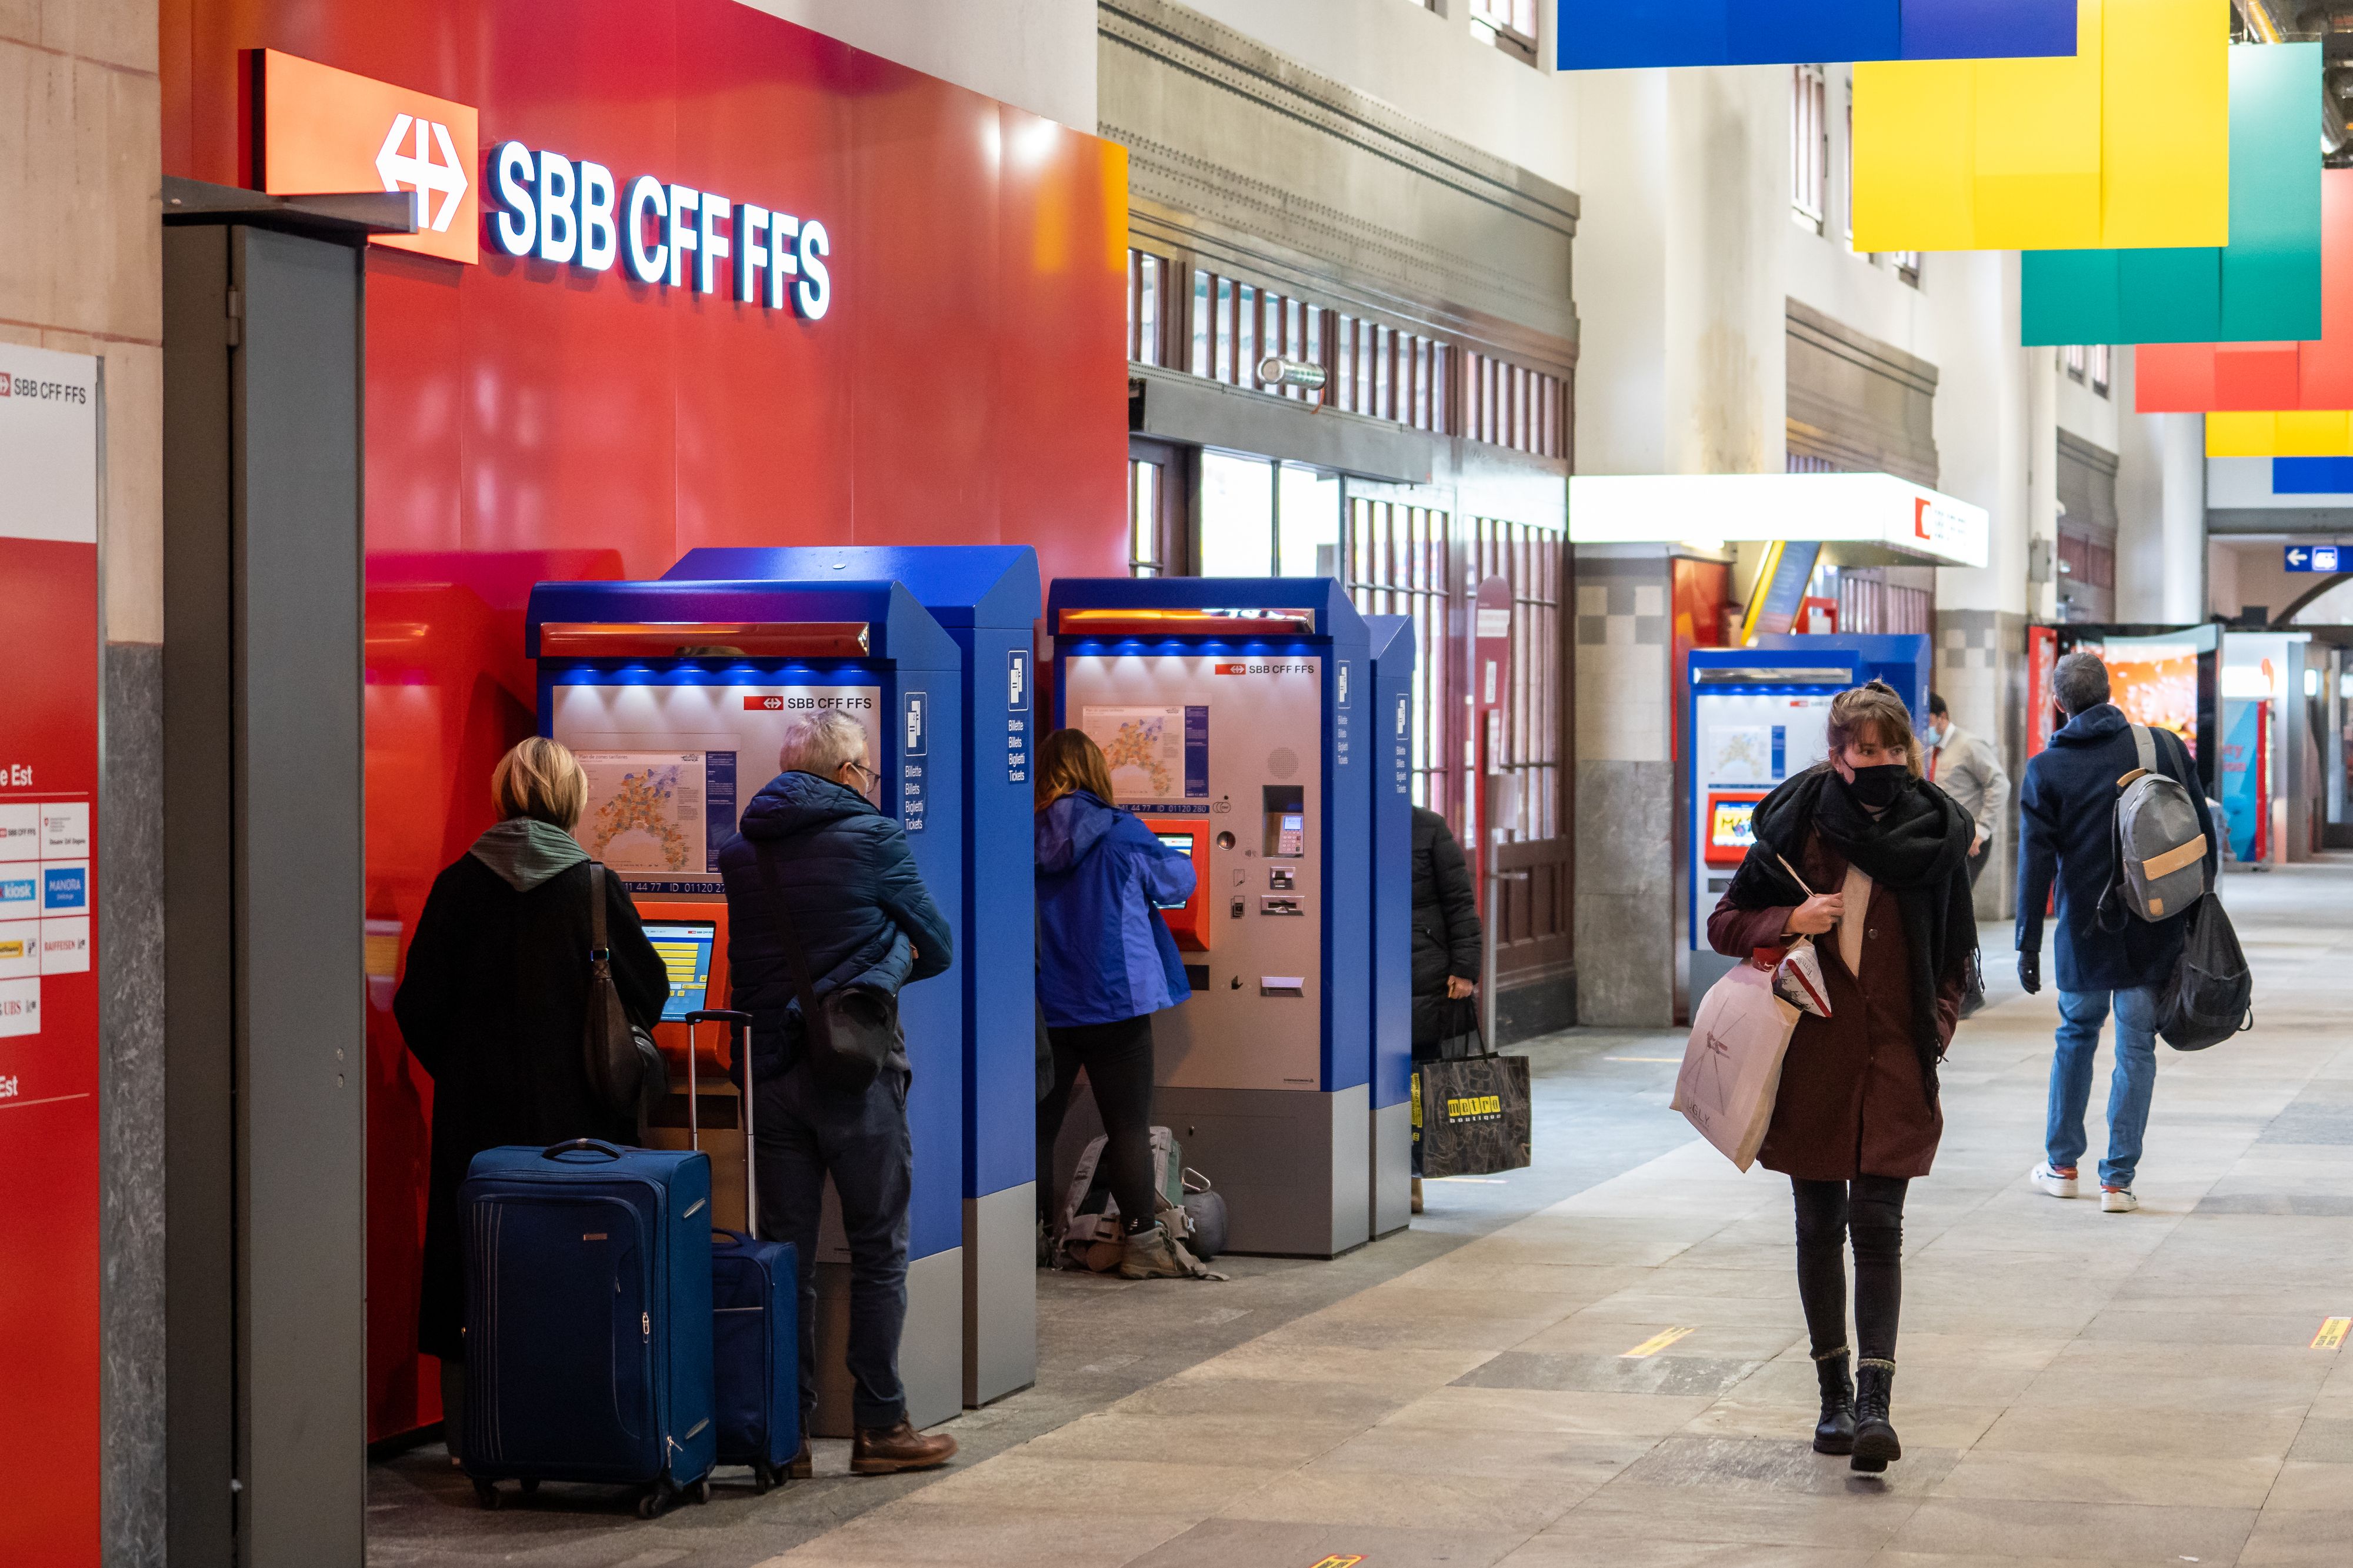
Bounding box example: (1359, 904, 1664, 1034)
(2017, 652, 2218, 1213)
(393, 737, 666, 1462)
(1411, 805, 1483, 1055)
(715, 707, 956, 1476)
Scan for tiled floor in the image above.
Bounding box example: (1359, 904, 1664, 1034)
(369, 859, 2353, 1567)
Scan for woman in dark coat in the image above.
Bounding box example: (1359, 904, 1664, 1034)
(1411, 805, 1484, 1055)
(1707, 681, 1975, 1475)
(393, 737, 666, 1459)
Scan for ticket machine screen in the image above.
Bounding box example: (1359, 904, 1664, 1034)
(1152, 833, 1197, 908)
(645, 920, 716, 1021)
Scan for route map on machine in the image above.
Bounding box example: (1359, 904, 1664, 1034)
(1710, 726, 1773, 783)
(1082, 706, 1187, 800)
(575, 752, 706, 873)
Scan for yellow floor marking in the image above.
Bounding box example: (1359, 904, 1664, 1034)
(1622, 1326, 1698, 1358)
(1307, 1557, 1365, 1568)
(2314, 1316, 2349, 1350)
(1606, 1056, 1684, 1063)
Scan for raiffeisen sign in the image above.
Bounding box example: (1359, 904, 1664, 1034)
(255, 49, 832, 318)
(485, 142, 831, 317)
(1568, 472, 1991, 569)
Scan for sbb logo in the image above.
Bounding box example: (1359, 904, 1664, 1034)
(0, 372, 11, 396)
(259, 50, 481, 265)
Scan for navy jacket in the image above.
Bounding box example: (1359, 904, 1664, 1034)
(2017, 703, 2218, 993)
(717, 770, 952, 1082)
(1035, 790, 1196, 1028)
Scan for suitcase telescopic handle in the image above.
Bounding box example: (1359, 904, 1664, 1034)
(682, 1009, 759, 1238)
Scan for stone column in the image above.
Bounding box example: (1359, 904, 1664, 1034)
(2159, 412, 2208, 626)
(1572, 548, 1677, 1025)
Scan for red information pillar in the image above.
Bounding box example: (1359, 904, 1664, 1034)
(0, 345, 102, 1568)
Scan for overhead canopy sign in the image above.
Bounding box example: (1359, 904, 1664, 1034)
(1568, 472, 1991, 569)
(257, 48, 480, 263)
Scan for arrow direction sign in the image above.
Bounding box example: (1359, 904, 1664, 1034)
(2285, 544, 2344, 572)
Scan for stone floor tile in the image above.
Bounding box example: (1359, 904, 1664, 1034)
(1013, 1410, 1362, 1468)
(1613, 1434, 1961, 1497)
(2236, 1508, 2353, 1566)
(1884, 1498, 2255, 1563)
(1929, 1447, 2282, 1509)
(1509, 1316, 1802, 1360)
(1128, 1517, 1528, 1568)
(1305, 1422, 1655, 1482)
(1682, 1397, 2005, 1454)
(2254, 1460, 2351, 1510)
(1452, 1349, 1768, 1399)
(2284, 1416, 2353, 1463)
(1553, 1483, 1925, 1549)
(1498, 1537, 1878, 1567)
(1219, 1466, 1591, 1533)
(752, 1500, 1199, 1565)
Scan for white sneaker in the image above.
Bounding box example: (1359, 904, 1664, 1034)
(2030, 1162, 2079, 1199)
(2101, 1187, 2139, 1213)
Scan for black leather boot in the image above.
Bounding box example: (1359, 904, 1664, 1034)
(1851, 1359, 1901, 1472)
(1811, 1350, 1855, 1455)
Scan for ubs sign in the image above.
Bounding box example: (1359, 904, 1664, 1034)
(255, 49, 832, 316)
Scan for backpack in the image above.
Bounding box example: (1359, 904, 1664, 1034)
(2097, 723, 2210, 929)
(1054, 1126, 1192, 1271)
(2158, 895, 2254, 1051)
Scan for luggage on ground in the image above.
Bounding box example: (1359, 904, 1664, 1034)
(2158, 894, 2254, 1051)
(2099, 722, 2211, 928)
(1055, 1125, 1194, 1270)
(1179, 1168, 1228, 1260)
(1672, 958, 1799, 1172)
(459, 1138, 716, 1516)
(686, 1009, 801, 1492)
(1414, 1046, 1534, 1179)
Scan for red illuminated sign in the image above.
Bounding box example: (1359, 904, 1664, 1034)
(256, 49, 481, 264)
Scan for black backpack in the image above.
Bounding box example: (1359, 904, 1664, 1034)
(2158, 895, 2253, 1052)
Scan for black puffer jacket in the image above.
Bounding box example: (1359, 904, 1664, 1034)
(1411, 806, 1482, 1050)
(716, 770, 952, 1083)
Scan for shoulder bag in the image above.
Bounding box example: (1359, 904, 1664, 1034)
(755, 840, 898, 1095)
(583, 862, 668, 1117)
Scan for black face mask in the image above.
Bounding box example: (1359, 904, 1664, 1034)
(1841, 763, 1908, 810)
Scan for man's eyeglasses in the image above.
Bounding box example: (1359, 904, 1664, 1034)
(845, 760, 882, 793)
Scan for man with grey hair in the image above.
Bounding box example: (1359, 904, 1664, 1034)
(2015, 650, 2217, 1215)
(718, 705, 956, 1473)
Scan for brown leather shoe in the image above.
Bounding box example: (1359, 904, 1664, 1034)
(849, 1420, 958, 1474)
(786, 1439, 813, 1480)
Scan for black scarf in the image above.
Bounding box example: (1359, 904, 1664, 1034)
(1724, 765, 1979, 1102)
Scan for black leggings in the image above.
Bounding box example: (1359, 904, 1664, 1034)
(1038, 1014, 1158, 1234)
(1791, 1176, 1909, 1363)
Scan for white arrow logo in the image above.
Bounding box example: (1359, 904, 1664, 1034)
(2290, 548, 2309, 566)
(375, 113, 468, 233)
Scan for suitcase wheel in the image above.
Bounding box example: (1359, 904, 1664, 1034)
(697, 1478, 713, 1506)
(637, 1483, 670, 1520)
(519, 1478, 539, 1496)
(472, 1479, 501, 1511)
(752, 1462, 775, 1494)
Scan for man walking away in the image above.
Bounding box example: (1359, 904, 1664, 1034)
(719, 708, 958, 1474)
(1925, 692, 2009, 890)
(2016, 653, 2218, 1214)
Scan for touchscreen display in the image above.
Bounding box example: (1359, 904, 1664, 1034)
(644, 920, 716, 1022)
(1153, 832, 1195, 909)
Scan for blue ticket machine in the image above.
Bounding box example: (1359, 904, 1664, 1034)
(525, 578, 965, 1433)
(1681, 644, 1866, 1013)
(665, 545, 1039, 1409)
(1048, 578, 1372, 1258)
(1755, 632, 1933, 720)
(1365, 615, 1415, 1239)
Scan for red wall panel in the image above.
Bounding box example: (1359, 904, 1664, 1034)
(2139, 169, 2353, 413)
(165, 0, 1128, 1442)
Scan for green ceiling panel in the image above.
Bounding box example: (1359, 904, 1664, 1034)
(2023, 43, 2320, 347)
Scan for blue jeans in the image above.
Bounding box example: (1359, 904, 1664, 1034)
(753, 1057, 914, 1430)
(2048, 986, 2160, 1189)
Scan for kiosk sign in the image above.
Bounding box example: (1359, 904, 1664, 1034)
(0, 343, 101, 1567)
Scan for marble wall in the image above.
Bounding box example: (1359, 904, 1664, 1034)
(1934, 607, 2028, 924)
(1572, 552, 1677, 1026)
(1, 0, 167, 1560)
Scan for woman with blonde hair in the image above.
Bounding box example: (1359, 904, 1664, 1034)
(1032, 728, 1205, 1279)
(394, 736, 667, 1458)
(1706, 682, 1977, 1474)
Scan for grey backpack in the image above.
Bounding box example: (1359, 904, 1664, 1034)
(2098, 723, 2209, 928)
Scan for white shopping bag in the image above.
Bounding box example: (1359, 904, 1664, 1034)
(1672, 959, 1800, 1172)
(1769, 938, 1832, 1018)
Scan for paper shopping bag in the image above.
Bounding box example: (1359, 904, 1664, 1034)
(1672, 960, 1801, 1171)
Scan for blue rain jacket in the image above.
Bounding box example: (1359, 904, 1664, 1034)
(1035, 790, 1197, 1027)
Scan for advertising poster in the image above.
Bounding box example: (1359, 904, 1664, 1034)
(2088, 633, 2204, 752)
(0, 343, 102, 1567)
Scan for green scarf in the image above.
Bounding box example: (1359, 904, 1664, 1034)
(469, 818, 589, 892)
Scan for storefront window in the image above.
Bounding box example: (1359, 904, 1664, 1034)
(1199, 451, 1275, 575)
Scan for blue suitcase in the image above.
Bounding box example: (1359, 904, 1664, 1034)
(687, 1010, 802, 1492)
(459, 1138, 717, 1516)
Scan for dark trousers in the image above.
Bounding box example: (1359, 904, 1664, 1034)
(1038, 1014, 1158, 1232)
(1791, 1176, 1909, 1363)
(753, 1057, 913, 1430)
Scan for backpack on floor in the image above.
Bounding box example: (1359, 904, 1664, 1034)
(2158, 893, 2254, 1052)
(2098, 723, 2211, 929)
(1054, 1126, 1191, 1272)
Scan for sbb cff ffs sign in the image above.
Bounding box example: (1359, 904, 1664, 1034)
(253, 49, 835, 318)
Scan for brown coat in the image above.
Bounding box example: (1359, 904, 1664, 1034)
(1707, 826, 1961, 1180)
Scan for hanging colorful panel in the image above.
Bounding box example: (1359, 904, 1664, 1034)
(1557, 0, 2076, 69)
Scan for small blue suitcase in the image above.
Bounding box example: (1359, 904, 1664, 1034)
(460, 1138, 716, 1516)
(687, 1010, 802, 1491)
